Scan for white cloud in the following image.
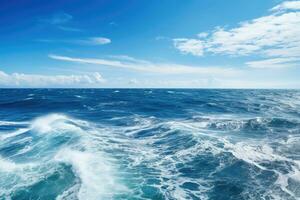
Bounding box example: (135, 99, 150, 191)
(37, 37, 111, 46)
(173, 38, 204, 56)
(132, 78, 220, 88)
(79, 37, 111, 45)
(271, 1, 300, 11)
(49, 54, 124, 67)
(115, 77, 300, 89)
(215, 79, 300, 89)
(128, 79, 139, 85)
(173, 1, 300, 68)
(246, 57, 300, 68)
(0, 71, 105, 87)
(197, 32, 208, 38)
(49, 54, 239, 76)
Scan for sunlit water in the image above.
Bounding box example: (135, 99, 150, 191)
(0, 89, 299, 200)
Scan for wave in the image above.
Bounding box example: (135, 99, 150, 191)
(191, 115, 300, 134)
(0, 128, 29, 140)
(115, 115, 300, 199)
(0, 121, 28, 126)
(55, 148, 127, 200)
(1, 113, 299, 199)
(0, 114, 127, 200)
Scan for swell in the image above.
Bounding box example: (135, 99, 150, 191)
(0, 113, 300, 199)
(118, 115, 300, 199)
(0, 114, 127, 200)
(191, 115, 300, 135)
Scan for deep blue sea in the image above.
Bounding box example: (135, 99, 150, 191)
(0, 89, 299, 200)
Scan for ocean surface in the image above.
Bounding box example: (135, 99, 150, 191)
(0, 89, 299, 200)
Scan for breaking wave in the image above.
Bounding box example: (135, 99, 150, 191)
(0, 114, 127, 200)
(0, 89, 300, 199)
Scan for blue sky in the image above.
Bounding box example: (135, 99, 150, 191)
(0, 0, 300, 88)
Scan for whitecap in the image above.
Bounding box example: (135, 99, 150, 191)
(0, 121, 28, 126)
(55, 148, 127, 200)
(0, 128, 29, 141)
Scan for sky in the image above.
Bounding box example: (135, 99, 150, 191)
(0, 0, 300, 88)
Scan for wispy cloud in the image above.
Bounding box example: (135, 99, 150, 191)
(57, 26, 83, 32)
(37, 37, 111, 46)
(49, 54, 239, 76)
(111, 77, 299, 88)
(39, 12, 81, 32)
(155, 36, 170, 41)
(246, 57, 300, 68)
(173, 1, 300, 68)
(40, 12, 72, 25)
(173, 38, 204, 56)
(109, 21, 118, 26)
(0, 71, 104, 88)
(271, 1, 300, 12)
(128, 79, 139, 85)
(75, 37, 111, 45)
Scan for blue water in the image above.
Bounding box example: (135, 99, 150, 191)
(0, 89, 300, 200)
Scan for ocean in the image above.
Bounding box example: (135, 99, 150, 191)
(0, 89, 299, 200)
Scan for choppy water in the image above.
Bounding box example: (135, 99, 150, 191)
(0, 89, 300, 200)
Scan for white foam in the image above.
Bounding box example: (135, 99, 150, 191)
(0, 121, 28, 126)
(0, 156, 48, 198)
(0, 114, 127, 199)
(0, 128, 29, 140)
(2, 113, 298, 199)
(55, 148, 127, 200)
(56, 182, 81, 200)
(0, 157, 17, 172)
(0, 114, 130, 199)
(222, 139, 300, 198)
(30, 114, 88, 135)
(154, 119, 300, 199)
(274, 161, 300, 198)
(224, 142, 277, 170)
(30, 114, 68, 133)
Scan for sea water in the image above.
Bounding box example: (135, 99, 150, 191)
(0, 89, 299, 200)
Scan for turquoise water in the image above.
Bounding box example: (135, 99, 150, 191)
(0, 89, 299, 199)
